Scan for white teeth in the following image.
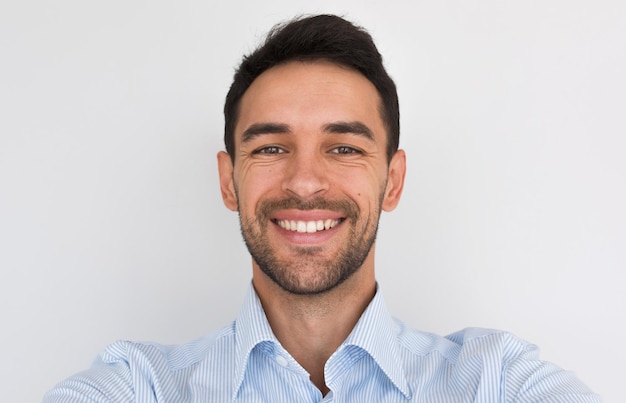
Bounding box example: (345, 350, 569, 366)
(306, 221, 316, 233)
(276, 219, 341, 233)
(297, 221, 307, 233)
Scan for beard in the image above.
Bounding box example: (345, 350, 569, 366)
(238, 194, 383, 295)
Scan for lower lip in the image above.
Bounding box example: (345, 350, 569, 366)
(272, 221, 342, 245)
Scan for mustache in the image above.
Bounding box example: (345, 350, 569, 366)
(256, 197, 359, 221)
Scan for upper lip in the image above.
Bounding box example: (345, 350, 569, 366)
(270, 209, 345, 222)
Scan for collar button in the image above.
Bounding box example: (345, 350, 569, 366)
(275, 355, 289, 367)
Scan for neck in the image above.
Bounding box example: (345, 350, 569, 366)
(252, 263, 376, 395)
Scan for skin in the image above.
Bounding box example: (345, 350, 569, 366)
(217, 60, 406, 395)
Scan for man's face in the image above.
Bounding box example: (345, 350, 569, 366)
(218, 61, 405, 295)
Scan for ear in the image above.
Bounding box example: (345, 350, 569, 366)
(382, 149, 406, 212)
(217, 151, 238, 211)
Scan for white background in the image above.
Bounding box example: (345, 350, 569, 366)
(1, 1, 624, 401)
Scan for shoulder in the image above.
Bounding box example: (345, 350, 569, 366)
(396, 323, 528, 363)
(44, 323, 236, 402)
(446, 327, 535, 360)
(100, 322, 237, 371)
(394, 324, 601, 401)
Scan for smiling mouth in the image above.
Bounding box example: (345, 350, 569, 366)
(273, 218, 344, 233)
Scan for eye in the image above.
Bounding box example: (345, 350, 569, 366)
(254, 146, 286, 155)
(330, 146, 361, 155)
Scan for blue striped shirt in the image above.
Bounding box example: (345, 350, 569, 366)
(45, 285, 601, 402)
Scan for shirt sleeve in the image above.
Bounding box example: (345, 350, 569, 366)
(503, 342, 603, 402)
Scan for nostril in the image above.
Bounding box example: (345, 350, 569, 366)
(282, 174, 329, 198)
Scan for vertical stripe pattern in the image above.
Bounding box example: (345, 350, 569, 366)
(44, 285, 602, 402)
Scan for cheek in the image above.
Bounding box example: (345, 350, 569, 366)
(339, 177, 377, 204)
(236, 169, 280, 205)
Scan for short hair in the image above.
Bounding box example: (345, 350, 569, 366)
(223, 14, 399, 163)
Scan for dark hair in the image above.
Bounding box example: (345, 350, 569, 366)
(223, 14, 399, 162)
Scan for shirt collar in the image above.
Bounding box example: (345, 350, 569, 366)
(339, 288, 412, 398)
(232, 283, 411, 399)
(232, 283, 278, 400)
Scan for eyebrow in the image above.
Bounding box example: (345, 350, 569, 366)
(241, 123, 291, 143)
(323, 121, 375, 141)
(240, 121, 375, 143)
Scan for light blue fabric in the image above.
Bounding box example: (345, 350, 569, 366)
(45, 285, 601, 402)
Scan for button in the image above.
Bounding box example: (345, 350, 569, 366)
(275, 355, 289, 367)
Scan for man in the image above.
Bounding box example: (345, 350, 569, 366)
(45, 14, 600, 402)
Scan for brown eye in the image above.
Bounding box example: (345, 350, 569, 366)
(331, 146, 360, 154)
(255, 146, 285, 154)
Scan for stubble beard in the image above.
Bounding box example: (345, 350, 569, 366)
(238, 195, 383, 295)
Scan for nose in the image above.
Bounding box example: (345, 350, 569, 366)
(282, 151, 329, 200)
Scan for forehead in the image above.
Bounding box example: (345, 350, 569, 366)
(235, 60, 386, 143)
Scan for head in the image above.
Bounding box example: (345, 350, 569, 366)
(224, 14, 399, 164)
(218, 15, 406, 296)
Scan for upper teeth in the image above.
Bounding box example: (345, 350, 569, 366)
(275, 219, 340, 233)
